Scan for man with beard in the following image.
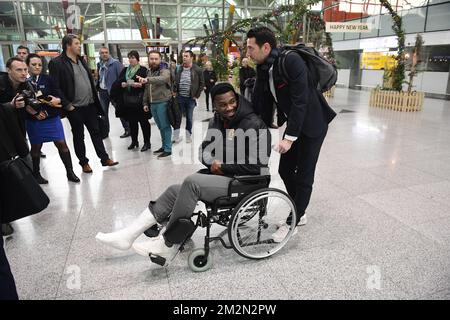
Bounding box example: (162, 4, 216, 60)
(138, 51, 173, 159)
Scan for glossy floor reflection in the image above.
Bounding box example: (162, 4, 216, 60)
(4, 88, 450, 300)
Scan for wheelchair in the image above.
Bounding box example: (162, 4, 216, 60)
(147, 174, 298, 272)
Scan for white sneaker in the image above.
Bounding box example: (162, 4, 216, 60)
(276, 214, 307, 228)
(298, 214, 307, 226)
(172, 136, 182, 143)
(271, 223, 298, 243)
(186, 135, 192, 143)
(133, 236, 179, 262)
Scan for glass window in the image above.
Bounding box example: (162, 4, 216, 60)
(378, 14, 395, 37)
(343, 18, 361, 40)
(250, 0, 267, 6)
(428, 0, 449, 4)
(421, 45, 450, 72)
(360, 16, 380, 39)
(330, 32, 344, 42)
(401, 7, 425, 33)
(0, 1, 19, 40)
(426, 2, 450, 31)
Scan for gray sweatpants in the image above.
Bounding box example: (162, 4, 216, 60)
(149, 173, 234, 231)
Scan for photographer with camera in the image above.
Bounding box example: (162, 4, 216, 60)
(0, 57, 32, 136)
(24, 53, 80, 184)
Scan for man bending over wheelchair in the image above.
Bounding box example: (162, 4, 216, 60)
(96, 83, 271, 265)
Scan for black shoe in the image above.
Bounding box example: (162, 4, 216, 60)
(120, 131, 130, 138)
(67, 169, 80, 183)
(153, 147, 164, 154)
(128, 142, 139, 150)
(1, 223, 14, 237)
(140, 143, 151, 152)
(157, 151, 172, 159)
(33, 172, 48, 184)
(40, 152, 46, 158)
(144, 224, 162, 238)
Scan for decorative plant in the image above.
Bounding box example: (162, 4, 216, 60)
(405, 33, 424, 92)
(185, 0, 335, 78)
(379, 0, 405, 92)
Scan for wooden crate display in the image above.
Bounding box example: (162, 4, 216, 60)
(369, 89, 424, 111)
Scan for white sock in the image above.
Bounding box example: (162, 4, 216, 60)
(96, 207, 157, 250)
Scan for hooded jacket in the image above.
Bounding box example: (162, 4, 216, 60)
(200, 95, 271, 176)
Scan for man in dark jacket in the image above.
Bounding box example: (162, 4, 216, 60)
(0, 103, 29, 300)
(173, 50, 205, 143)
(48, 34, 118, 173)
(96, 83, 271, 265)
(247, 27, 336, 240)
(0, 57, 33, 137)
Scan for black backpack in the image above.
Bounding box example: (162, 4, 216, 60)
(278, 44, 337, 93)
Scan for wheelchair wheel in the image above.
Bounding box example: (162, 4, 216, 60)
(227, 188, 297, 260)
(188, 248, 213, 272)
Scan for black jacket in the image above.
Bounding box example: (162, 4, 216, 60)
(203, 70, 217, 90)
(48, 53, 104, 115)
(239, 66, 256, 88)
(0, 103, 28, 163)
(110, 66, 149, 120)
(0, 72, 33, 136)
(254, 49, 336, 138)
(200, 95, 271, 176)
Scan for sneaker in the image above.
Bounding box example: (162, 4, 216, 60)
(271, 223, 298, 243)
(157, 151, 172, 159)
(186, 135, 192, 143)
(276, 213, 307, 228)
(132, 236, 179, 262)
(298, 214, 307, 226)
(153, 147, 164, 154)
(172, 136, 182, 143)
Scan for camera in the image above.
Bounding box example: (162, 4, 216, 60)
(17, 89, 43, 114)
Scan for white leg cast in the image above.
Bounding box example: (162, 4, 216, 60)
(95, 208, 157, 250)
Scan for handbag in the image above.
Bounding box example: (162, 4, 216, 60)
(0, 156, 50, 223)
(167, 97, 181, 128)
(123, 91, 143, 109)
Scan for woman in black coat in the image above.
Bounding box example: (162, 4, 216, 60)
(202, 61, 217, 112)
(111, 51, 151, 152)
(0, 103, 28, 300)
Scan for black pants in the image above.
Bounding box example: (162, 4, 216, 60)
(129, 119, 151, 144)
(204, 88, 211, 110)
(278, 128, 328, 224)
(67, 105, 110, 166)
(0, 217, 18, 300)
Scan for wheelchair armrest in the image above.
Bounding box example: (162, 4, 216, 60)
(233, 175, 271, 183)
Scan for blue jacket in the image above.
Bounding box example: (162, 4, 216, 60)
(97, 57, 124, 94)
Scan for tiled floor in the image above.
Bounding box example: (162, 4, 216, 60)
(4, 88, 450, 300)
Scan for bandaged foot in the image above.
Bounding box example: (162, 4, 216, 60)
(96, 207, 157, 250)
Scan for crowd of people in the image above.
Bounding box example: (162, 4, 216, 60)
(1, 27, 336, 300)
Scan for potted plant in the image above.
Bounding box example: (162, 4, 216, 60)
(370, 1, 424, 111)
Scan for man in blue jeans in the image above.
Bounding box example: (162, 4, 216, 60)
(97, 47, 129, 138)
(139, 51, 173, 159)
(174, 50, 204, 143)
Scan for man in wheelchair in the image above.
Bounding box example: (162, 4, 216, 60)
(96, 83, 271, 265)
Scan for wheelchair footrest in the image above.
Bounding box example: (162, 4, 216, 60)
(149, 254, 167, 267)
